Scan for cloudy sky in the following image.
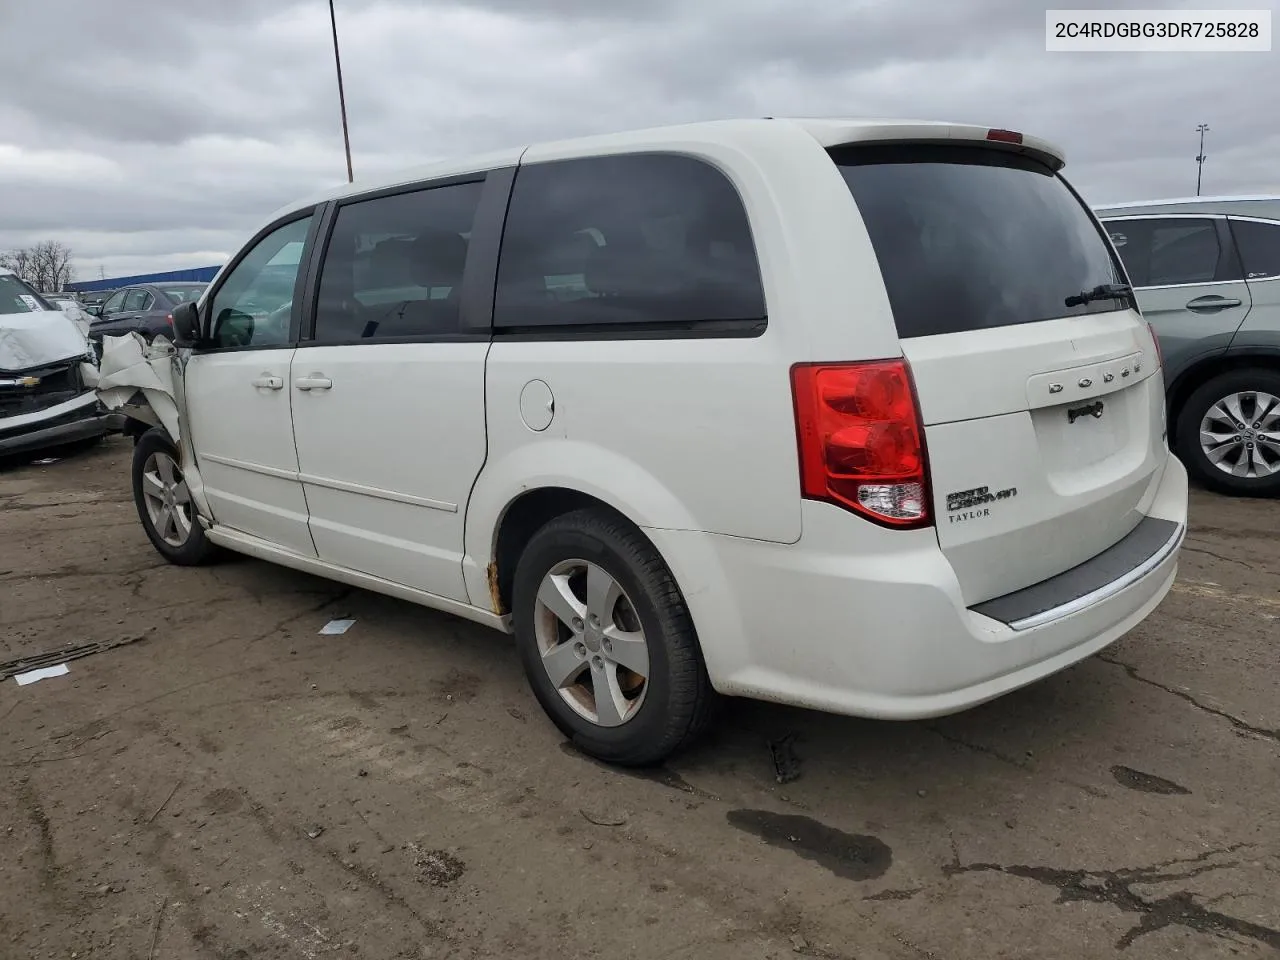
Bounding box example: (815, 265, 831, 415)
(1, 0, 1277, 283)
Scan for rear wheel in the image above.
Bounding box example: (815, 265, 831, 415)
(131, 428, 219, 564)
(511, 509, 716, 766)
(1176, 368, 1280, 497)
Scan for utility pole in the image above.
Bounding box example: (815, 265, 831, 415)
(329, 0, 354, 183)
(1195, 123, 1209, 197)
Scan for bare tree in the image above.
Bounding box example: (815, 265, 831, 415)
(0, 247, 35, 283)
(29, 240, 76, 292)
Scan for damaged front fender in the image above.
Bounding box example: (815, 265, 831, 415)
(95, 333, 213, 524)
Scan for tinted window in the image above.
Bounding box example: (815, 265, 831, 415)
(1230, 218, 1280, 280)
(101, 290, 128, 314)
(493, 154, 765, 331)
(208, 215, 313, 348)
(835, 145, 1127, 339)
(0, 274, 51, 315)
(124, 289, 151, 311)
(161, 284, 206, 304)
(1105, 218, 1230, 287)
(313, 181, 483, 343)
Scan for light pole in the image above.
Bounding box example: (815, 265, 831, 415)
(329, 0, 354, 183)
(1195, 123, 1209, 197)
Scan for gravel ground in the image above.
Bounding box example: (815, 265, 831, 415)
(2, 436, 1277, 960)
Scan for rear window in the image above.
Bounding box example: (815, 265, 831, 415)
(834, 145, 1129, 339)
(161, 285, 206, 304)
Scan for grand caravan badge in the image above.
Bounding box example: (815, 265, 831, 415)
(945, 485, 1017, 523)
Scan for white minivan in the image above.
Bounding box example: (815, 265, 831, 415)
(123, 118, 1187, 765)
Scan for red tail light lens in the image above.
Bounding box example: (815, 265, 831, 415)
(986, 128, 1024, 144)
(166, 314, 174, 326)
(791, 360, 931, 528)
(1147, 321, 1162, 369)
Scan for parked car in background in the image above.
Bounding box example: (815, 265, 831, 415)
(87, 282, 208, 349)
(122, 118, 1186, 765)
(42, 294, 94, 333)
(1, 270, 112, 457)
(1095, 196, 1280, 496)
(80, 290, 115, 310)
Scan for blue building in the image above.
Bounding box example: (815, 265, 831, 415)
(66, 265, 223, 294)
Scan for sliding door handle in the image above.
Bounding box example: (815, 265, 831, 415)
(294, 375, 333, 392)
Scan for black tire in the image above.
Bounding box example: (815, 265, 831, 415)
(1175, 368, 1280, 497)
(131, 428, 220, 565)
(511, 508, 717, 766)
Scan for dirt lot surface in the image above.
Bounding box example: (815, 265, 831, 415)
(2, 436, 1277, 960)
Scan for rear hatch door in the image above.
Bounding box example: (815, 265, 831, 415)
(834, 143, 1166, 605)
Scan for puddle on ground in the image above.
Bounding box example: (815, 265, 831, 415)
(726, 809, 892, 881)
(1110, 765, 1191, 795)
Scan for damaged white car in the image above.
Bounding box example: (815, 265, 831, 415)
(0, 269, 114, 458)
(98, 120, 1187, 768)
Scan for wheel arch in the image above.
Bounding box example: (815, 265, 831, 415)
(1167, 349, 1280, 436)
(490, 487, 626, 617)
(463, 442, 703, 617)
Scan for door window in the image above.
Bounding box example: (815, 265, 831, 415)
(313, 181, 483, 343)
(493, 153, 765, 332)
(100, 290, 128, 314)
(1104, 217, 1236, 288)
(1229, 218, 1280, 280)
(124, 289, 152, 311)
(207, 215, 313, 348)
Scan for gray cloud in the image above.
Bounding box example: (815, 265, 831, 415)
(1, 0, 1276, 279)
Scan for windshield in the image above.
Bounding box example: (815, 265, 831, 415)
(161, 284, 207, 304)
(833, 144, 1129, 339)
(0, 275, 55, 315)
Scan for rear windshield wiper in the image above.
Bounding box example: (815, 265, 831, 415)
(1065, 283, 1133, 308)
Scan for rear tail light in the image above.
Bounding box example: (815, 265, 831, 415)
(166, 314, 174, 327)
(1147, 321, 1162, 369)
(791, 360, 931, 528)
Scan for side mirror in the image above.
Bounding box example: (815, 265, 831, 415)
(85, 304, 102, 317)
(170, 301, 202, 347)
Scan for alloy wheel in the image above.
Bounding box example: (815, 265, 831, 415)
(532, 559, 651, 727)
(140, 450, 194, 547)
(1199, 390, 1280, 479)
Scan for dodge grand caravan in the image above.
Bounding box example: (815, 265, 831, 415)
(117, 118, 1187, 765)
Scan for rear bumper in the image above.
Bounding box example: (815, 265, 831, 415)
(647, 449, 1188, 720)
(0, 393, 113, 456)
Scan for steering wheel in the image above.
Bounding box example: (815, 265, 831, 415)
(211, 308, 256, 347)
(260, 301, 292, 341)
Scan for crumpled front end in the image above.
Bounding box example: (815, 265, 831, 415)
(95, 333, 213, 522)
(0, 308, 111, 456)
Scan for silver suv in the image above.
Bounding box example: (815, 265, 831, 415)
(1095, 196, 1280, 496)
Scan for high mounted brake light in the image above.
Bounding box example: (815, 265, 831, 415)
(986, 129, 1024, 144)
(791, 360, 932, 528)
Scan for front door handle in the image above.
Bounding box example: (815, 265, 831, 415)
(251, 374, 284, 390)
(1186, 295, 1242, 311)
(294, 375, 333, 392)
